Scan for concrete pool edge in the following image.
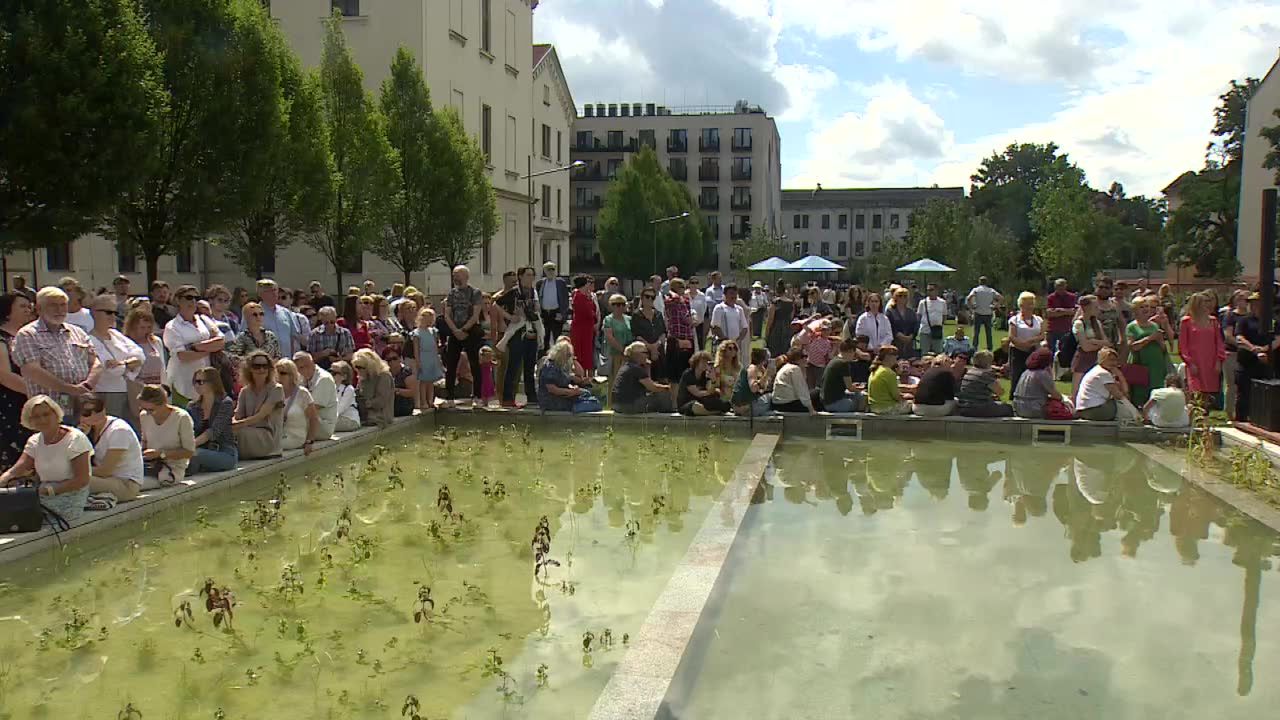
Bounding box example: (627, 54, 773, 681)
(587, 432, 780, 720)
(1129, 442, 1280, 535)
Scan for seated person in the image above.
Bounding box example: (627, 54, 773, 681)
(612, 341, 674, 414)
(821, 337, 867, 413)
(537, 339, 600, 413)
(912, 354, 958, 417)
(898, 359, 921, 387)
(329, 361, 362, 432)
(1075, 348, 1131, 421)
(383, 349, 417, 417)
(678, 351, 731, 416)
(233, 350, 285, 458)
(957, 351, 1015, 418)
(189, 367, 239, 473)
(732, 347, 775, 417)
(847, 335, 872, 384)
(943, 326, 973, 357)
(78, 394, 146, 501)
(0, 395, 93, 523)
(1013, 348, 1070, 419)
(771, 349, 816, 415)
(1143, 374, 1191, 429)
(275, 359, 321, 453)
(137, 384, 196, 486)
(867, 346, 912, 415)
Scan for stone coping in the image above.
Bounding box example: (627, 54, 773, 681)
(1130, 442, 1280, 535)
(1218, 426, 1280, 469)
(0, 416, 427, 566)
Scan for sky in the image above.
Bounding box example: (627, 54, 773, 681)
(533, 0, 1280, 197)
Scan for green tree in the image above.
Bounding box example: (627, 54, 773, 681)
(430, 107, 497, 272)
(730, 226, 790, 272)
(597, 146, 705, 279)
(1164, 169, 1244, 279)
(865, 237, 915, 289)
(1261, 108, 1280, 185)
(905, 199, 1019, 290)
(1207, 78, 1259, 167)
(218, 35, 332, 278)
(104, 0, 285, 285)
(1030, 178, 1145, 286)
(1, 0, 164, 247)
(310, 12, 396, 290)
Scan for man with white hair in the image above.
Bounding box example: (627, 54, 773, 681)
(443, 264, 485, 406)
(306, 305, 354, 369)
(293, 351, 337, 439)
(258, 278, 305, 356)
(13, 286, 101, 415)
(537, 261, 569, 351)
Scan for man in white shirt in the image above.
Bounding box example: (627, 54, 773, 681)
(710, 285, 751, 352)
(749, 281, 770, 339)
(647, 274, 666, 317)
(965, 276, 1003, 352)
(687, 276, 709, 350)
(293, 351, 337, 439)
(916, 283, 948, 355)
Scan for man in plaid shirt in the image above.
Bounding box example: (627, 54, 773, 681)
(13, 286, 101, 414)
(664, 277, 696, 379)
(307, 306, 355, 370)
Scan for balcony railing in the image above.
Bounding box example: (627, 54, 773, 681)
(669, 166, 688, 181)
(699, 138, 720, 153)
(698, 197, 720, 211)
(730, 196, 751, 211)
(731, 167, 752, 181)
(572, 139, 638, 153)
(667, 138, 688, 153)
(698, 166, 720, 181)
(574, 196, 603, 209)
(732, 139, 753, 152)
(574, 166, 605, 181)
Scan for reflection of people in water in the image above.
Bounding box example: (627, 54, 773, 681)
(1053, 476, 1103, 563)
(1169, 484, 1217, 565)
(1223, 512, 1271, 697)
(909, 449, 955, 502)
(1115, 458, 1164, 558)
(1004, 454, 1059, 526)
(957, 455, 1001, 511)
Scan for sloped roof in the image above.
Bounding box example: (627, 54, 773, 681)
(533, 43, 552, 70)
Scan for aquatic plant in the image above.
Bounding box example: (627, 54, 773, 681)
(335, 506, 353, 539)
(651, 494, 667, 516)
(1185, 404, 1216, 466)
(174, 600, 195, 629)
(437, 486, 453, 515)
(402, 694, 424, 720)
(536, 663, 549, 688)
(39, 607, 102, 651)
(582, 630, 595, 653)
(412, 584, 435, 623)
(117, 704, 143, 720)
(199, 578, 236, 629)
(194, 505, 213, 529)
(480, 648, 521, 705)
(1229, 445, 1276, 492)
(482, 477, 507, 502)
(532, 516, 560, 578)
(348, 534, 378, 564)
(276, 563, 305, 602)
(385, 461, 405, 491)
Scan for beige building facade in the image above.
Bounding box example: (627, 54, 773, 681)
(1238, 52, 1280, 283)
(570, 103, 782, 274)
(780, 187, 964, 261)
(5, 0, 572, 296)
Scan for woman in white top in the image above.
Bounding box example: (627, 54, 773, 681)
(275, 359, 320, 454)
(80, 394, 146, 502)
(852, 293, 894, 350)
(124, 306, 166, 388)
(163, 285, 225, 401)
(770, 348, 816, 415)
(0, 395, 93, 523)
(329, 361, 362, 432)
(1075, 348, 1130, 421)
(1006, 291, 1045, 400)
(86, 294, 145, 429)
(137, 384, 196, 486)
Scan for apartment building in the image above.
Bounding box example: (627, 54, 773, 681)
(570, 102, 782, 274)
(1237, 51, 1280, 283)
(5, 0, 572, 295)
(780, 187, 965, 261)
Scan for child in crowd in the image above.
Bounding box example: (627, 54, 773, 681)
(1143, 374, 1191, 429)
(413, 308, 443, 410)
(477, 346, 497, 407)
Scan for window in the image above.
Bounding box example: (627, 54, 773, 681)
(706, 215, 720, 239)
(839, 214, 848, 230)
(556, 244, 561, 268)
(838, 241, 847, 257)
(541, 124, 551, 158)
(821, 214, 830, 230)
(733, 215, 751, 238)
(872, 241, 882, 252)
(543, 85, 551, 106)
(890, 213, 900, 229)
(855, 213, 865, 229)
(731, 157, 751, 180)
(575, 216, 595, 235)
(699, 187, 719, 210)
(606, 158, 622, 180)
(482, 237, 492, 275)
(450, 0, 464, 34)
(801, 214, 810, 229)
(176, 242, 193, 273)
(872, 214, 882, 229)
(607, 130, 623, 150)
(116, 240, 136, 273)
(668, 129, 688, 152)
(732, 127, 752, 151)
(800, 241, 809, 254)
(556, 130, 563, 162)
(731, 187, 750, 210)
(331, 0, 359, 17)
(575, 130, 591, 150)
(481, 104, 492, 161)
(505, 10, 516, 65)
(820, 241, 830, 257)
(698, 157, 719, 181)
(855, 241, 864, 256)
(451, 89, 464, 115)
(507, 114, 517, 169)
(556, 188, 562, 220)
(668, 157, 687, 180)
(541, 185, 551, 218)
(481, 0, 492, 53)
(638, 129, 656, 149)
(700, 128, 720, 152)
(793, 214, 801, 229)
(46, 241, 71, 271)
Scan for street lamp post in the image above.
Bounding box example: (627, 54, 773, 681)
(648, 211, 691, 277)
(521, 159, 585, 270)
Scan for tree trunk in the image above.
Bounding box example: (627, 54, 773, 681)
(403, 268, 411, 287)
(145, 250, 160, 290)
(334, 262, 342, 299)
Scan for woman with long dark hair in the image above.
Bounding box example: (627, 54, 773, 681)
(764, 281, 796, 357)
(0, 293, 32, 467)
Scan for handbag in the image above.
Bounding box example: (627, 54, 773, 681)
(1044, 398, 1074, 420)
(0, 484, 43, 533)
(1121, 363, 1149, 387)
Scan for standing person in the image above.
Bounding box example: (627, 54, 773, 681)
(749, 282, 769, 340)
(0, 294, 33, 467)
(10, 276, 35, 303)
(658, 265, 679, 295)
(916, 283, 947, 356)
(1233, 292, 1280, 421)
(1093, 276, 1127, 358)
(966, 276, 1002, 352)
(1071, 295, 1108, 398)
(79, 394, 145, 501)
(412, 308, 444, 410)
(1045, 279, 1078, 362)
(306, 306, 355, 370)
(293, 352, 337, 439)
(0, 395, 92, 524)
(274, 359, 319, 454)
(710, 285, 750, 356)
(136, 385, 195, 486)
(229, 301, 280, 362)
(886, 287, 919, 359)
(1006, 292, 1045, 400)
(163, 286, 225, 403)
(854, 293, 894, 351)
(569, 275, 598, 373)
(631, 287, 668, 380)
(339, 294, 370, 350)
(86, 294, 144, 428)
(124, 308, 166, 389)
(764, 281, 796, 357)
(257, 279, 304, 358)
(232, 351, 284, 459)
(443, 265, 485, 407)
(307, 281, 335, 311)
(1219, 289, 1250, 418)
(602, 293, 633, 393)
(1125, 298, 1168, 406)
(497, 266, 540, 408)
(1156, 284, 1178, 331)
(369, 296, 393, 355)
(58, 278, 93, 333)
(688, 276, 709, 350)
(13, 286, 100, 417)
(537, 262, 569, 350)
(149, 280, 175, 330)
(704, 272, 726, 313)
(664, 278, 696, 379)
(205, 284, 240, 341)
(111, 275, 132, 325)
(1179, 292, 1226, 413)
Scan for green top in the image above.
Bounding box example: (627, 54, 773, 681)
(1125, 320, 1167, 404)
(867, 365, 901, 413)
(603, 314, 633, 357)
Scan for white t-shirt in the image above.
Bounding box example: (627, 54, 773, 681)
(1148, 387, 1190, 428)
(66, 308, 94, 333)
(1075, 365, 1117, 411)
(306, 368, 338, 438)
(710, 302, 748, 341)
(336, 383, 360, 426)
(26, 426, 93, 483)
(163, 314, 221, 400)
(88, 329, 145, 393)
(92, 417, 144, 485)
(968, 285, 998, 314)
(281, 386, 315, 450)
(1008, 314, 1043, 342)
(688, 291, 708, 325)
(140, 407, 195, 483)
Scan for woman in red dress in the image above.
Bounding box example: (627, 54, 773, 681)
(1178, 291, 1225, 411)
(569, 275, 598, 372)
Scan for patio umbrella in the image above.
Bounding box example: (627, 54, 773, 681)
(747, 256, 791, 271)
(784, 255, 846, 271)
(896, 258, 955, 273)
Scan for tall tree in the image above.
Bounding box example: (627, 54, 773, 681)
(1029, 178, 1155, 286)
(218, 46, 333, 279)
(1, 0, 163, 247)
(864, 237, 915, 289)
(1163, 169, 1244, 279)
(1261, 108, 1280, 185)
(373, 48, 443, 286)
(429, 107, 497, 273)
(310, 12, 396, 290)
(1207, 78, 1260, 168)
(597, 146, 705, 279)
(104, 0, 284, 286)
(905, 198, 1019, 290)
(730, 226, 791, 272)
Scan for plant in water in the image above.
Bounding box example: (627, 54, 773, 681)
(276, 564, 305, 602)
(194, 506, 213, 529)
(335, 506, 353, 539)
(481, 647, 521, 704)
(532, 516, 560, 578)
(651, 494, 667, 516)
(174, 600, 195, 629)
(536, 663, 550, 688)
(1228, 445, 1277, 492)
(191, 647, 205, 663)
(402, 695, 424, 720)
(199, 578, 236, 629)
(385, 461, 405, 491)
(117, 704, 143, 720)
(1185, 404, 1216, 466)
(348, 534, 378, 564)
(437, 486, 453, 515)
(481, 477, 507, 502)
(412, 584, 435, 623)
(582, 631, 595, 653)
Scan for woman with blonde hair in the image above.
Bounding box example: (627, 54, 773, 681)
(229, 301, 280, 361)
(1007, 291, 1045, 399)
(328, 361, 362, 432)
(713, 339, 742, 404)
(0, 395, 93, 523)
(1075, 347, 1132, 421)
(124, 307, 166, 387)
(274, 359, 320, 454)
(232, 350, 283, 459)
(352, 347, 394, 427)
(1178, 291, 1225, 410)
(137, 384, 195, 485)
(537, 338, 598, 412)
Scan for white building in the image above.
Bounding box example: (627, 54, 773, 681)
(569, 102, 782, 274)
(1238, 51, 1280, 284)
(4, 0, 573, 296)
(780, 187, 965, 261)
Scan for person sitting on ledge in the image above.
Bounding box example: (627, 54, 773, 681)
(137, 384, 195, 486)
(189, 367, 238, 473)
(911, 354, 958, 417)
(821, 338, 867, 413)
(612, 341, 674, 414)
(537, 338, 600, 413)
(77, 393, 145, 502)
(1013, 347, 1071, 419)
(678, 351, 731, 416)
(0, 395, 92, 524)
(731, 347, 775, 417)
(233, 350, 285, 459)
(957, 350, 1015, 418)
(867, 346, 912, 415)
(328, 361, 362, 432)
(770, 348, 816, 415)
(943, 325, 974, 358)
(1143, 374, 1191, 429)
(1075, 347, 1132, 421)
(353, 348, 395, 428)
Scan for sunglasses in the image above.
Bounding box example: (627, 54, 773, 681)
(192, 378, 206, 386)
(80, 406, 102, 417)
(360, 300, 374, 305)
(177, 294, 199, 301)
(642, 294, 656, 300)
(249, 311, 264, 318)
(610, 301, 625, 307)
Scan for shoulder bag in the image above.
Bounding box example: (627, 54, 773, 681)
(0, 481, 43, 533)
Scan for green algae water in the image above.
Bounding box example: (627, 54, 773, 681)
(669, 439, 1280, 719)
(0, 421, 746, 720)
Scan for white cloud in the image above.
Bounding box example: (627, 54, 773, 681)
(773, 64, 839, 123)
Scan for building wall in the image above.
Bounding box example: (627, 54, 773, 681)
(1239, 54, 1280, 283)
(569, 107, 782, 275)
(779, 188, 966, 262)
(530, 46, 575, 272)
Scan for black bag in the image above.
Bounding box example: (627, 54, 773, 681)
(930, 325, 944, 340)
(1057, 330, 1078, 368)
(0, 485, 43, 533)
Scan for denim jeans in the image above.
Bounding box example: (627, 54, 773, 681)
(503, 335, 538, 403)
(193, 446, 238, 473)
(824, 395, 859, 413)
(973, 313, 994, 351)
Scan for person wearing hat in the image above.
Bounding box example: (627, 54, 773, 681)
(1233, 290, 1280, 421)
(749, 281, 769, 339)
(536, 262, 569, 351)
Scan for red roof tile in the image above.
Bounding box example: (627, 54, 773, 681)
(533, 44, 551, 69)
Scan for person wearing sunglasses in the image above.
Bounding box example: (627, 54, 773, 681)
(231, 350, 284, 459)
(163, 285, 224, 403)
(189, 367, 238, 472)
(79, 393, 145, 503)
(86, 294, 145, 430)
(612, 341, 674, 414)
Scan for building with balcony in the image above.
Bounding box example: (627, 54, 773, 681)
(569, 101, 782, 273)
(780, 187, 965, 261)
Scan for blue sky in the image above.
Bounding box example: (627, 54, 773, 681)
(535, 0, 1280, 196)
